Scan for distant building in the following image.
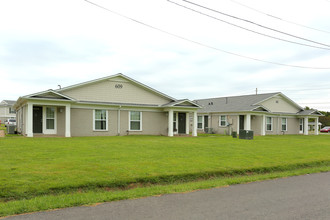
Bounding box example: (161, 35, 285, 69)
(0, 100, 16, 124)
(194, 93, 322, 136)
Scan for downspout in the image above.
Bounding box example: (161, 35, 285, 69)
(117, 106, 121, 136)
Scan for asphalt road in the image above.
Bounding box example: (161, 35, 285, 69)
(5, 172, 330, 220)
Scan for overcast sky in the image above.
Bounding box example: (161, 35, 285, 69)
(1, 0, 330, 111)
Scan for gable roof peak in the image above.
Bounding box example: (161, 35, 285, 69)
(56, 73, 177, 102)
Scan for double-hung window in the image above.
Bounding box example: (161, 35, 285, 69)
(197, 116, 203, 129)
(281, 118, 287, 131)
(266, 117, 272, 131)
(46, 107, 55, 130)
(130, 111, 142, 131)
(219, 115, 227, 127)
(94, 109, 107, 131)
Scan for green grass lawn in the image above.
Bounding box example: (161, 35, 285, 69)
(0, 135, 329, 216)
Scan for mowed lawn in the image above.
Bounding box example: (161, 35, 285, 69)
(0, 135, 329, 203)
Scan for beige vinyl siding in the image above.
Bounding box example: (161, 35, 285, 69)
(57, 108, 66, 137)
(70, 108, 118, 137)
(286, 118, 300, 134)
(61, 77, 171, 105)
(208, 114, 233, 135)
(70, 108, 168, 137)
(260, 97, 300, 113)
(251, 115, 262, 135)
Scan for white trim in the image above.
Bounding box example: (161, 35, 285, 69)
(261, 114, 266, 136)
(304, 117, 309, 135)
(315, 117, 319, 135)
(266, 116, 273, 131)
(197, 115, 203, 129)
(27, 103, 33, 137)
(23, 89, 76, 101)
(219, 115, 227, 127)
(129, 111, 142, 131)
(72, 103, 166, 112)
(281, 117, 288, 131)
(93, 109, 108, 132)
(192, 111, 197, 136)
(299, 118, 304, 134)
(168, 109, 173, 136)
(245, 114, 251, 130)
(65, 104, 71, 137)
(43, 106, 57, 135)
(237, 115, 240, 134)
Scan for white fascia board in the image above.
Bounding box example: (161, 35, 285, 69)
(164, 99, 201, 108)
(23, 89, 76, 101)
(251, 105, 271, 112)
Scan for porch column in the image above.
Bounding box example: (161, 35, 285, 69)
(65, 104, 71, 137)
(245, 114, 251, 130)
(192, 111, 197, 136)
(168, 109, 173, 137)
(237, 115, 240, 135)
(261, 114, 266, 136)
(185, 113, 190, 135)
(315, 117, 319, 135)
(304, 117, 309, 135)
(27, 103, 33, 137)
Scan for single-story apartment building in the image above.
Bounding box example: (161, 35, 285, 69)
(14, 73, 200, 137)
(14, 74, 322, 137)
(194, 93, 323, 136)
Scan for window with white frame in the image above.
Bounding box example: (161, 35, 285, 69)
(130, 111, 142, 131)
(281, 118, 287, 131)
(299, 118, 304, 132)
(219, 115, 227, 126)
(9, 107, 16, 114)
(46, 107, 55, 130)
(266, 117, 272, 131)
(94, 109, 107, 131)
(197, 116, 203, 129)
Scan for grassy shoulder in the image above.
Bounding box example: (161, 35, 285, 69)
(0, 135, 329, 216)
(1, 167, 329, 217)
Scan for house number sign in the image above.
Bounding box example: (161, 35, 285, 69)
(115, 84, 123, 89)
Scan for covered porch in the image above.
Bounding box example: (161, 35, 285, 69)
(163, 100, 200, 137)
(237, 113, 320, 136)
(25, 102, 71, 138)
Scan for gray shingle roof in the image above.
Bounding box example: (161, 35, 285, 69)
(1, 100, 16, 105)
(297, 109, 323, 116)
(194, 93, 280, 113)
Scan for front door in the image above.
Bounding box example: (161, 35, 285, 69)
(178, 113, 186, 134)
(204, 116, 208, 131)
(33, 106, 43, 133)
(239, 115, 244, 131)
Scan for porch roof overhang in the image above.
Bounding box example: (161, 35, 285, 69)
(162, 99, 201, 108)
(14, 89, 76, 109)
